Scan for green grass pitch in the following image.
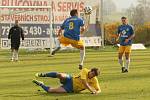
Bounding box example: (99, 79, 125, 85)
(0, 47, 150, 100)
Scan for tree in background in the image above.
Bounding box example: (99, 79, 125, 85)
(103, 0, 150, 46)
(103, 0, 117, 16)
(126, 0, 150, 46)
(103, 0, 118, 22)
(134, 22, 150, 46)
(128, 0, 150, 25)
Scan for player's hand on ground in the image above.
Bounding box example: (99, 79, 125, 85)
(91, 90, 98, 94)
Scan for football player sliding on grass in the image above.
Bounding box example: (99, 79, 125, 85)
(32, 68, 101, 94)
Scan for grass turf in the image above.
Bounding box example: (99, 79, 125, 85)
(0, 47, 150, 100)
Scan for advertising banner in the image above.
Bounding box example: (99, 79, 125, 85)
(0, 0, 101, 49)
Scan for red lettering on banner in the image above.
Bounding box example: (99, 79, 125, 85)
(11, 0, 14, 6)
(1, 14, 50, 22)
(1, 1, 84, 12)
(55, 15, 68, 22)
(80, 2, 84, 11)
(57, 2, 61, 12)
(0, 1, 86, 23)
(2, 0, 9, 6)
(22, 0, 29, 6)
(72, 2, 79, 10)
(62, 2, 67, 11)
(57, 2, 84, 12)
(51, 1, 56, 11)
(43, 1, 48, 11)
(67, 2, 71, 11)
(1, 0, 49, 11)
(17, 0, 22, 6)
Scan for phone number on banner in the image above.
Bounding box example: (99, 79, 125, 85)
(0, 24, 60, 38)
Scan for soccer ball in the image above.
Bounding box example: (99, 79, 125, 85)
(84, 6, 93, 14)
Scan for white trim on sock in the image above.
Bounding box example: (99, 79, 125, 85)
(55, 38, 61, 48)
(80, 48, 85, 66)
(125, 59, 130, 70)
(119, 59, 124, 67)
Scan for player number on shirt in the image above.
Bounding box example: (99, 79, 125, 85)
(69, 22, 74, 30)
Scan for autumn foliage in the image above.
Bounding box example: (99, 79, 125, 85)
(104, 22, 150, 46)
(104, 22, 120, 44)
(134, 22, 150, 46)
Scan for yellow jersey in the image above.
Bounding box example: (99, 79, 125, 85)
(72, 68, 100, 92)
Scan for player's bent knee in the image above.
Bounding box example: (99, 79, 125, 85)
(118, 53, 123, 59)
(125, 52, 130, 59)
(47, 88, 51, 93)
(79, 46, 84, 50)
(48, 87, 67, 93)
(57, 73, 67, 79)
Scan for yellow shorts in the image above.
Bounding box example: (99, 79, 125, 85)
(118, 45, 132, 53)
(58, 36, 84, 49)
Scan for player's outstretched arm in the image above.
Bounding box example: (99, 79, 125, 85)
(95, 88, 101, 94)
(92, 84, 101, 94)
(81, 79, 97, 94)
(80, 26, 85, 34)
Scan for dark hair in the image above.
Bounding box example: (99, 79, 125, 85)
(91, 68, 100, 76)
(70, 9, 78, 16)
(121, 16, 127, 19)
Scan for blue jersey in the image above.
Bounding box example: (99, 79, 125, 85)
(61, 16, 84, 41)
(118, 24, 134, 46)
